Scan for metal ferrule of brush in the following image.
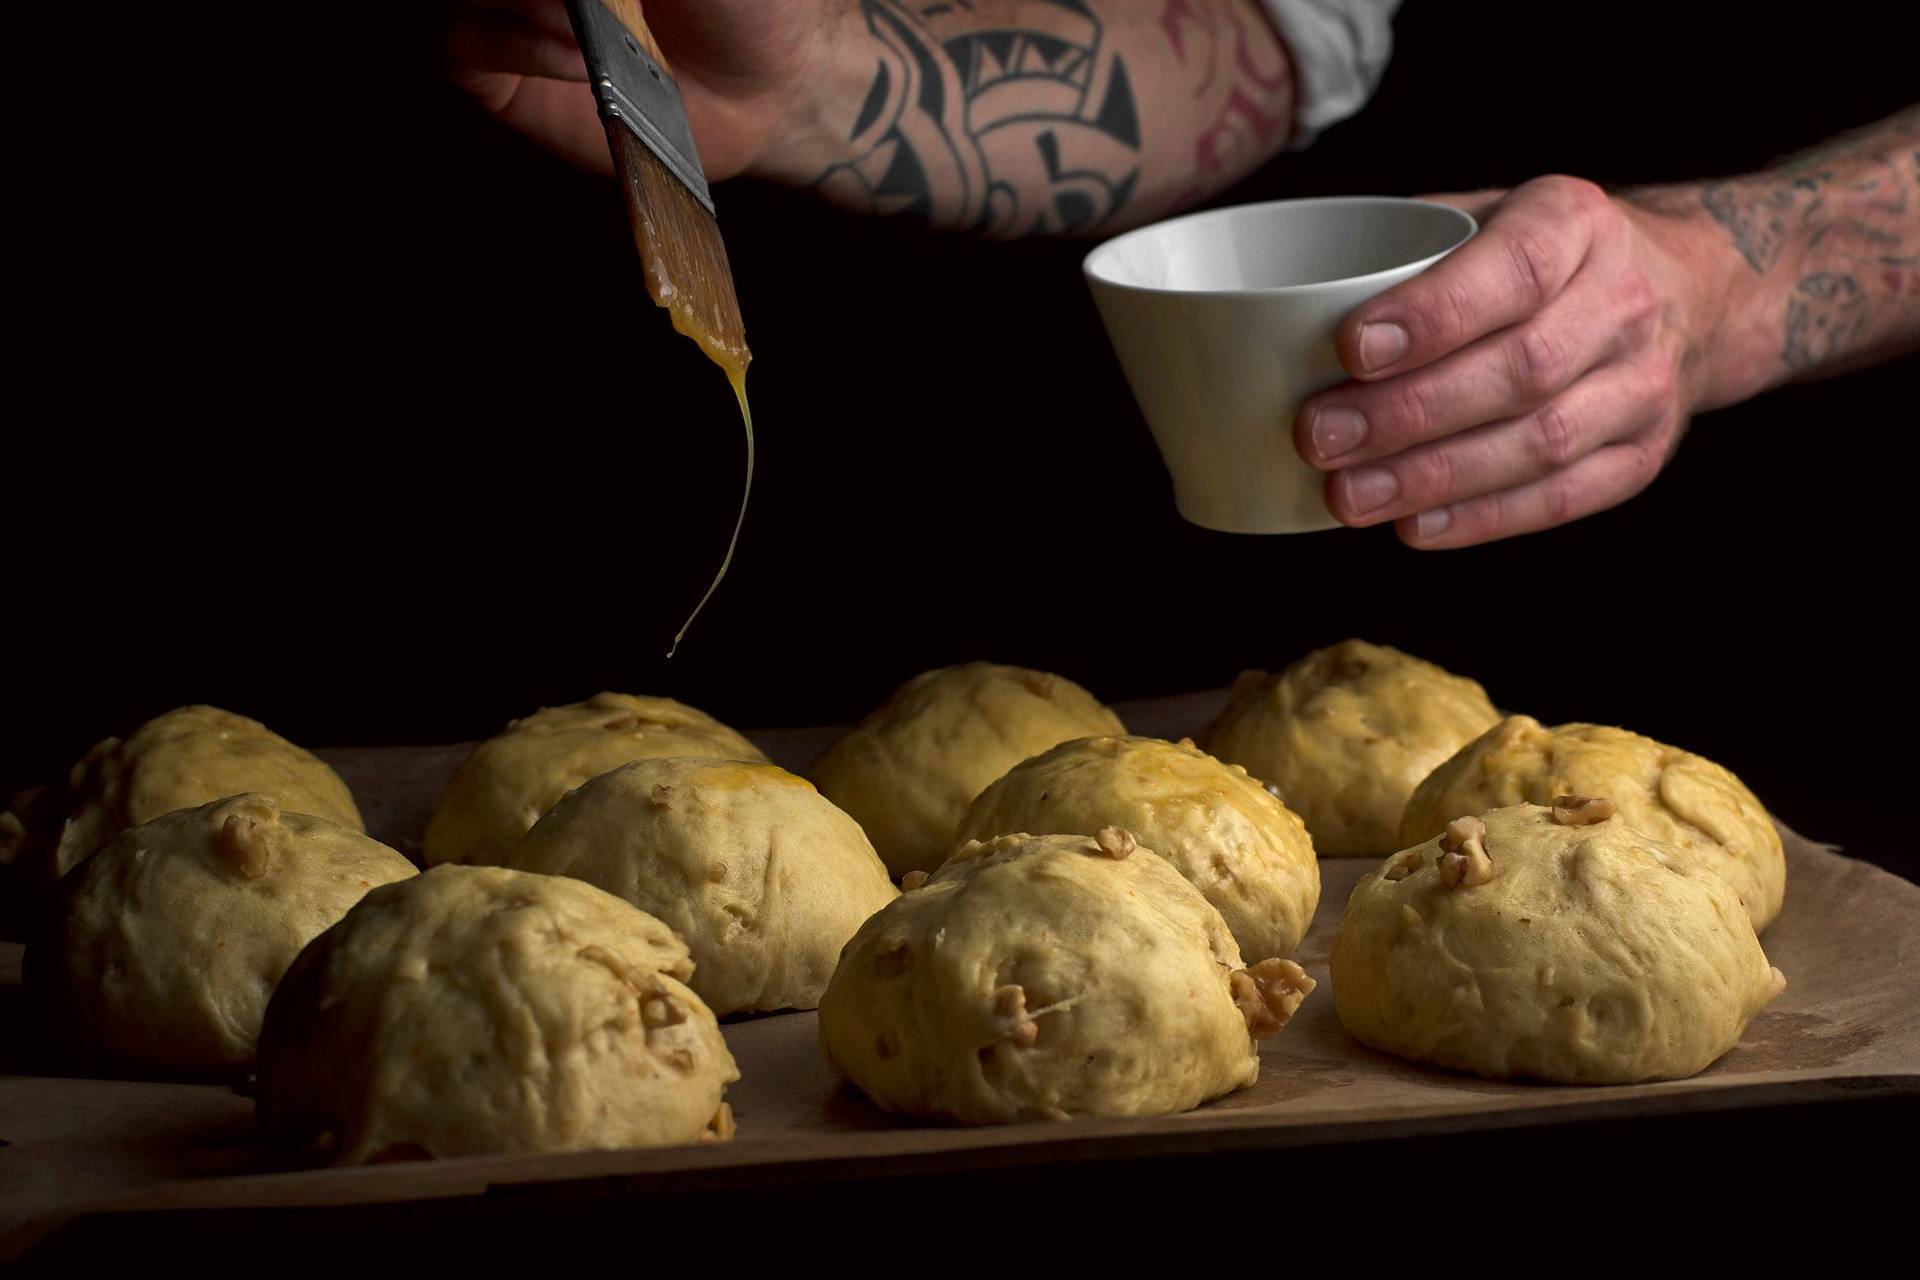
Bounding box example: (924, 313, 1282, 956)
(564, 0, 715, 216)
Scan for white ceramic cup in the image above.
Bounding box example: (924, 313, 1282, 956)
(1084, 197, 1477, 534)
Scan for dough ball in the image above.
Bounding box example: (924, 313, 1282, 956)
(810, 664, 1126, 877)
(257, 864, 738, 1163)
(957, 735, 1319, 960)
(422, 693, 766, 867)
(817, 830, 1314, 1124)
(33, 794, 414, 1074)
(1202, 640, 1499, 858)
(507, 757, 898, 1016)
(31, 705, 363, 893)
(1331, 802, 1785, 1083)
(1401, 716, 1785, 930)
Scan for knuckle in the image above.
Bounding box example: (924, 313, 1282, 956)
(1394, 377, 1445, 442)
(1419, 278, 1478, 347)
(1641, 356, 1679, 408)
(1465, 491, 1508, 542)
(1627, 438, 1668, 487)
(1540, 472, 1579, 527)
(1406, 445, 1458, 505)
(1528, 400, 1582, 469)
(1508, 323, 1568, 398)
(1537, 173, 1609, 213)
(1504, 230, 1559, 308)
(1616, 272, 1660, 342)
(1620, 268, 1658, 321)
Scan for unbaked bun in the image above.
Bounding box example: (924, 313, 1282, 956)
(27, 705, 362, 894)
(257, 864, 738, 1163)
(506, 757, 898, 1015)
(810, 664, 1125, 877)
(32, 794, 413, 1074)
(956, 735, 1319, 959)
(1331, 801, 1785, 1083)
(818, 830, 1313, 1123)
(1401, 716, 1785, 930)
(1202, 640, 1498, 858)
(422, 692, 766, 867)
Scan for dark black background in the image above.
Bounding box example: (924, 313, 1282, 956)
(5, 4, 1917, 1251)
(8, 1, 1915, 883)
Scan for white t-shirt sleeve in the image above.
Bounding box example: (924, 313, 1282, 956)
(1258, 0, 1401, 147)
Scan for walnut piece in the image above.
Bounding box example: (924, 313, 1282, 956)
(1551, 795, 1616, 826)
(874, 934, 914, 977)
(1437, 815, 1494, 888)
(641, 993, 687, 1030)
(990, 983, 1040, 1047)
(1382, 851, 1424, 882)
(211, 797, 283, 880)
(1092, 826, 1136, 860)
(1230, 958, 1316, 1040)
(647, 783, 674, 807)
(900, 869, 929, 891)
(1018, 671, 1057, 699)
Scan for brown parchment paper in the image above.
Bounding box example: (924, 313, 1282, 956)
(4, 690, 1917, 1252)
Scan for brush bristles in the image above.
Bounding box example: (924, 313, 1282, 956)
(609, 124, 750, 374)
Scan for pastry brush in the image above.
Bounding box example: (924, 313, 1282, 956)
(562, 0, 753, 656)
(562, 0, 750, 375)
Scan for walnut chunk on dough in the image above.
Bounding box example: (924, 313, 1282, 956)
(1403, 717, 1785, 929)
(1230, 958, 1316, 1039)
(33, 795, 413, 1075)
(957, 735, 1319, 959)
(818, 832, 1300, 1124)
(257, 865, 738, 1163)
(1332, 804, 1785, 1084)
(25, 704, 363, 897)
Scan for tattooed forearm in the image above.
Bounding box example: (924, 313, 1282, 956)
(1161, 0, 1293, 207)
(797, 0, 1294, 237)
(1783, 272, 1870, 367)
(1696, 107, 1920, 377)
(814, 1, 1144, 235)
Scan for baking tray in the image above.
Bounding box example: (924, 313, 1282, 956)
(4, 689, 1917, 1254)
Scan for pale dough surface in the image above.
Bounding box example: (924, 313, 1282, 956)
(507, 758, 898, 1016)
(809, 664, 1126, 877)
(1202, 640, 1499, 858)
(257, 864, 738, 1163)
(818, 831, 1306, 1124)
(422, 693, 766, 867)
(26, 705, 363, 893)
(1332, 803, 1785, 1084)
(1401, 716, 1786, 930)
(35, 794, 413, 1074)
(956, 735, 1320, 960)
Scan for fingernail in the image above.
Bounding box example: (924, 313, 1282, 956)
(1310, 406, 1368, 460)
(1342, 466, 1398, 515)
(1358, 322, 1409, 373)
(1412, 508, 1453, 541)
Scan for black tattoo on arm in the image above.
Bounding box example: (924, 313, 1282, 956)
(1782, 272, 1868, 368)
(1700, 176, 1821, 273)
(812, 1, 1143, 236)
(1698, 107, 1920, 374)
